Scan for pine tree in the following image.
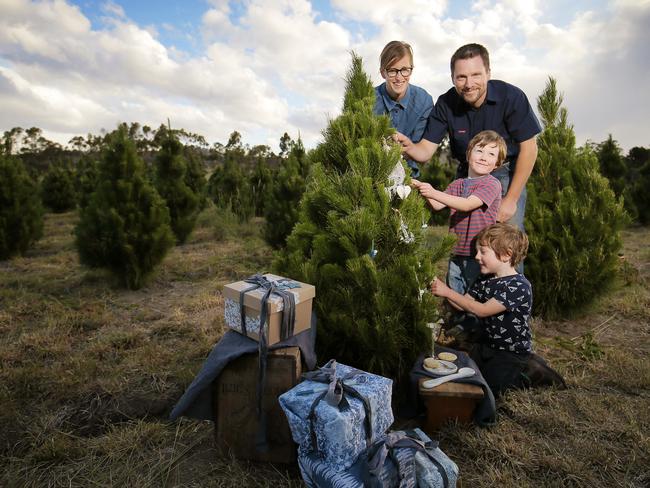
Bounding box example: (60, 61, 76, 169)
(0, 154, 44, 260)
(626, 146, 650, 225)
(597, 135, 636, 219)
(184, 148, 207, 210)
(263, 138, 310, 249)
(75, 126, 174, 289)
(275, 54, 454, 379)
(249, 154, 273, 217)
(75, 154, 100, 209)
(154, 130, 201, 244)
(525, 78, 627, 317)
(207, 155, 254, 222)
(40, 162, 77, 213)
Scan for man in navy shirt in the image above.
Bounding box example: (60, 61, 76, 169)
(374, 40, 433, 178)
(395, 43, 542, 229)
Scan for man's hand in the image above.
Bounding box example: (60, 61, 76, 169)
(392, 131, 413, 152)
(497, 196, 517, 222)
(430, 277, 450, 298)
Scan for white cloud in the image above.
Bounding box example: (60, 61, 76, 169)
(0, 0, 648, 152)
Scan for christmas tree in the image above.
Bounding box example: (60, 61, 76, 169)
(40, 162, 77, 213)
(154, 129, 201, 244)
(263, 138, 310, 249)
(275, 54, 453, 379)
(0, 153, 43, 260)
(525, 78, 627, 317)
(75, 126, 174, 289)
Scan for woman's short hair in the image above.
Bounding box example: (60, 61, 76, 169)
(380, 41, 414, 72)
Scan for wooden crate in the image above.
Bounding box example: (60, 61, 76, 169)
(418, 378, 484, 433)
(213, 346, 302, 463)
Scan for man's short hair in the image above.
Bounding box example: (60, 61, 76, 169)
(476, 223, 529, 267)
(450, 43, 490, 74)
(380, 41, 413, 72)
(466, 130, 507, 168)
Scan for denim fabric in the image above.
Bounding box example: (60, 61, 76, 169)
(490, 163, 527, 232)
(447, 256, 481, 295)
(374, 83, 433, 178)
(488, 163, 526, 273)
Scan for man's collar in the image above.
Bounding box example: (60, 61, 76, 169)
(485, 80, 501, 104)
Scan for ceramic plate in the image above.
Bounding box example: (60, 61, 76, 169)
(423, 359, 458, 376)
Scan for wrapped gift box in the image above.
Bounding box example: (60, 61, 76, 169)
(223, 273, 315, 345)
(279, 360, 394, 472)
(213, 346, 302, 464)
(298, 428, 459, 488)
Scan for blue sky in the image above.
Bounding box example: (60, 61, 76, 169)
(1, 0, 648, 152)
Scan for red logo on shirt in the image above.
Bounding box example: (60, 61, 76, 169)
(457, 129, 467, 134)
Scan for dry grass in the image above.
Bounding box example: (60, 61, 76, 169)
(1, 209, 648, 487)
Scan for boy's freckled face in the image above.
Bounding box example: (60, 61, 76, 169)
(468, 143, 499, 177)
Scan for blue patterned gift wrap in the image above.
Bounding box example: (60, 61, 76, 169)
(278, 360, 394, 471)
(298, 428, 458, 488)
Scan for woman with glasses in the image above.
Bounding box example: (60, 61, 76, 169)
(373, 40, 433, 178)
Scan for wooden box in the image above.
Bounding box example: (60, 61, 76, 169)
(213, 346, 302, 463)
(418, 378, 484, 432)
(223, 273, 315, 345)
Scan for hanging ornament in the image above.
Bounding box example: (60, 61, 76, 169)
(395, 210, 415, 244)
(368, 239, 378, 259)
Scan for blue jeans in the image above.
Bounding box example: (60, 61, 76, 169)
(490, 162, 527, 232)
(490, 163, 526, 273)
(447, 256, 481, 295)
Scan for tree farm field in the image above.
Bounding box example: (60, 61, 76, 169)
(1, 206, 648, 487)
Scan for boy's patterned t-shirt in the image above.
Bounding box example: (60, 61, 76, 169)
(469, 274, 533, 354)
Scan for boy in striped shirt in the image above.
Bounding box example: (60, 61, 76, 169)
(412, 130, 505, 294)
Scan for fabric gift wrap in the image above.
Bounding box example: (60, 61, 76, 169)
(279, 359, 394, 471)
(298, 427, 458, 488)
(223, 273, 315, 345)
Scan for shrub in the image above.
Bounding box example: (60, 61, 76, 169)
(525, 78, 627, 317)
(263, 139, 310, 249)
(154, 132, 200, 244)
(0, 154, 44, 259)
(40, 163, 77, 213)
(75, 126, 174, 289)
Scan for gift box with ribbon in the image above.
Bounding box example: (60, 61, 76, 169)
(297, 428, 458, 488)
(279, 359, 394, 472)
(223, 273, 315, 345)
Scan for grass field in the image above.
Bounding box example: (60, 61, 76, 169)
(1, 205, 648, 487)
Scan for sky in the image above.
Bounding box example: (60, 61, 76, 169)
(1, 0, 648, 153)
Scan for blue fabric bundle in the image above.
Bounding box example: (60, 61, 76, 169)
(279, 359, 394, 471)
(298, 428, 458, 488)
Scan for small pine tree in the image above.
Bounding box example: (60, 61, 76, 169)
(525, 78, 627, 317)
(75, 126, 174, 289)
(249, 155, 273, 217)
(184, 148, 207, 210)
(631, 160, 650, 226)
(40, 162, 77, 213)
(0, 154, 44, 260)
(275, 53, 454, 380)
(75, 154, 100, 209)
(207, 157, 254, 222)
(626, 146, 650, 225)
(596, 135, 636, 219)
(263, 139, 310, 249)
(154, 130, 201, 244)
